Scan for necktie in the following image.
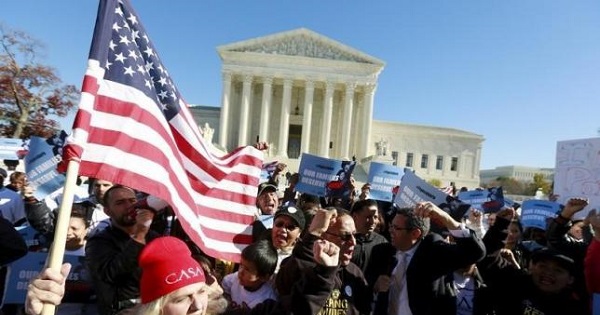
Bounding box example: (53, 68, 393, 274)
(388, 252, 408, 315)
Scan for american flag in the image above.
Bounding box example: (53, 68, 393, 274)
(63, 0, 263, 261)
(440, 186, 455, 196)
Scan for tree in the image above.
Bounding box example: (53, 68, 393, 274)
(525, 173, 552, 196)
(0, 24, 78, 139)
(486, 176, 525, 195)
(427, 178, 442, 188)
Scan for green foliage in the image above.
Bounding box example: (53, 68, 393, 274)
(528, 173, 552, 195)
(484, 173, 551, 196)
(427, 178, 442, 188)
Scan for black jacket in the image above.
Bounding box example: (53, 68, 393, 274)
(367, 229, 486, 315)
(276, 233, 371, 315)
(351, 231, 388, 275)
(547, 215, 592, 301)
(85, 224, 158, 315)
(432, 268, 494, 315)
(479, 256, 587, 315)
(0, 217, 27, 265)
(24, 199, 55, 237)
(480, 216, 587, 315)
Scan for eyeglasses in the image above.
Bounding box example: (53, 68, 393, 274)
(274, 221, 298, 231)
(390, 224, 413, 232)
(323, 231, 356, 243)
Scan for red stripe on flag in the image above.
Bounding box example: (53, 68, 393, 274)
(171, 126, 263, 176)
(81, 74, 100, 95)
(75, 161, 254, 259)
(198, 205, 256, 225)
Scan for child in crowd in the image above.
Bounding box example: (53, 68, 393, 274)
(221, 239, 278, 311)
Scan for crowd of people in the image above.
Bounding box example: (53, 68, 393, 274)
(1, 163, 600, 315)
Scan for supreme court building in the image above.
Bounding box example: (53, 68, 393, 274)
(191, 28, 484, 189)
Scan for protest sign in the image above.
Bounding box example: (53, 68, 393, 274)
(394, 169, 471, 224)
(555, 137, 600, 220)
(15, 226, 47, 251)
(394, 169, 449, 207)
(24, 132, 68, 200)
(520, 200, 559, 230)
(458, 187, 504, 213)
(0, 137, 28, 160)
(2, 252, 94, 305)
(367, 162, 403, 202)
(295, 153, 355, 197)
(260, 160, 278, 184)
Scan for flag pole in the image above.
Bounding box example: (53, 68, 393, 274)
(41, 159, 81, 315)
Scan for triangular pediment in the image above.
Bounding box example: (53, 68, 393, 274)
(218, 28, 384, 66)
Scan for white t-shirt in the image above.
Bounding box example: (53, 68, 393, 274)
(222, 272, 277, 309)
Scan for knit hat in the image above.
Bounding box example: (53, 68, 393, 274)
(139, 236, 206, 303)
(274, 205, 306, 231)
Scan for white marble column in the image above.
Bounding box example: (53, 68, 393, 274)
(320, 81, 335, 158)
(238, 74, 252, 146)
(259, 76, 273, 143)
(457, 153, 464, 178)
(340, 83, 356, 160)
(473, 146, 482, 178)
(218, 72, 232, 149)
(277, 78, 293, 157)
(300, 79, 314, 155)
(360, 84, 376, 159)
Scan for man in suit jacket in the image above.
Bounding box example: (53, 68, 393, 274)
(367, 201, 486, 315)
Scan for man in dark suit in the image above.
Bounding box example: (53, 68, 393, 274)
(367, 201, 486, 315)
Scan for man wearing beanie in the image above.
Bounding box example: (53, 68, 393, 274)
(85, 185, 159, 315)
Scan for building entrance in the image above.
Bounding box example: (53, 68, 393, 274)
(287, 125, 302, 159)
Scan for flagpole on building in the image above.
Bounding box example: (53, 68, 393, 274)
(41, 160, 81, 315)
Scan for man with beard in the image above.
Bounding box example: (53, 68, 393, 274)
(276, 207, 371, 314)
(85, 185, 158, 315)
(87, 179, 114, 235)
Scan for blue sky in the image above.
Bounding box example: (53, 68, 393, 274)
(3, 1, 600, 169)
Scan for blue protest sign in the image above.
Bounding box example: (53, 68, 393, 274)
(458, 187, 505, 213)
(15, 226, 47, 251)
(260, 161, 278, 184)
(295, 153, 355, 198)
(520, 200, 560, 230)
(2, 252, 94, 305)
(0, 137, 28, 160)
(458, 190, 487, 210)
(367, 162, 403, 202)
(394, 169, 449, 207)
(593, 293, 599, 315)
(24, 132, 68, 200)
(394, 169, 471, 222)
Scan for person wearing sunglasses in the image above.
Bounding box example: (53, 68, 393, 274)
(271, 205, 306, 274)
(276, 206, 371, 315)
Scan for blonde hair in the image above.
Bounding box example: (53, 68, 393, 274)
(135, 282, 228, 315)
